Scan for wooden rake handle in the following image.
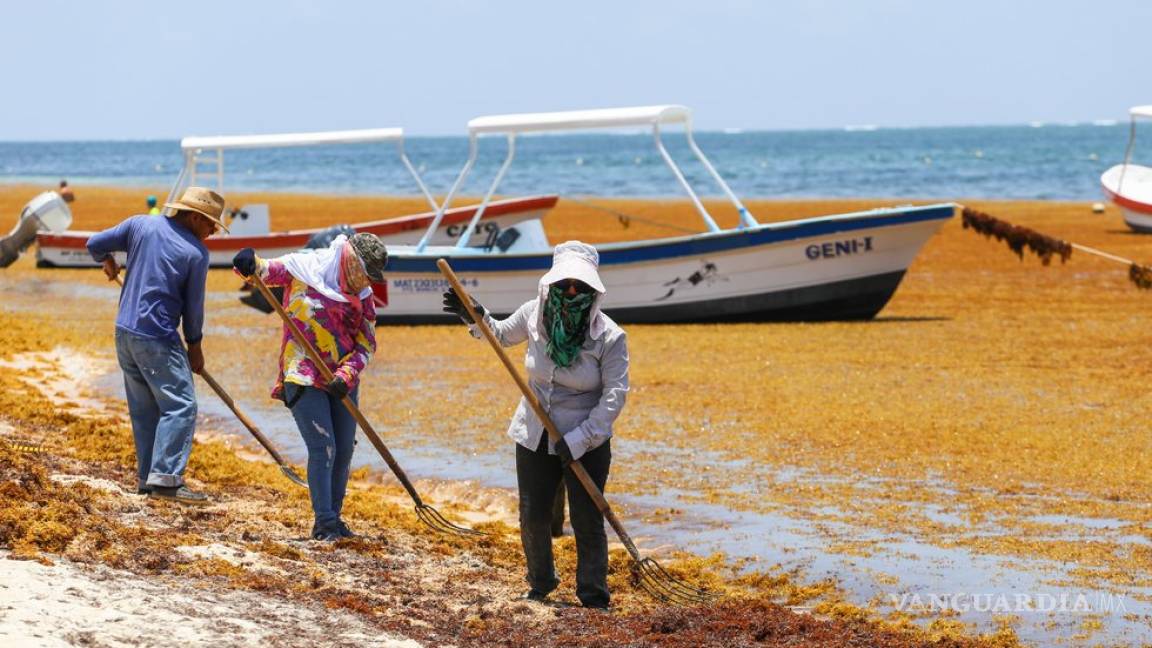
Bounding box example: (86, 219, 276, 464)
(197, 368, 287, 465)
(249, 273, 427, 506)
(436, 259, 645, 561)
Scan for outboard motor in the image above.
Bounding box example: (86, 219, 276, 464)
(0, 191, 73, 268)
(306, 224, 356, 250)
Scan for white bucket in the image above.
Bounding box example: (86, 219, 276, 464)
(25, 191, 73, 233)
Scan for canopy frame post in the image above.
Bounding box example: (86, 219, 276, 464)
(1119, 117, 1139, 194)
(396, 139, 441, 215)
(653, 124, 721, 233)
(455, 133, 517, 249)
(684, 124, 758, 228)
(415, 135, 479, 252)
(163, 151, 194, 216)
(1119, 106, 1152, 195)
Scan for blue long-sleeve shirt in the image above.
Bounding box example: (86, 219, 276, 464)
(87, 215, 210, 345)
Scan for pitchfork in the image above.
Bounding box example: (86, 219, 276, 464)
(250, 274, 481, 537)
(111, 272, 306, 488)
(437, 259, 715, 604)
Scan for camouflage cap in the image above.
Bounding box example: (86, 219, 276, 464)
(350, 232, 388, 282)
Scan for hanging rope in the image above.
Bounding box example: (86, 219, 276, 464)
(960, 206, 1152, 290)
(564, 196, 701, 235)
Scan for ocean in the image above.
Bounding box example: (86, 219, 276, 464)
(0, 123, 1131, 201)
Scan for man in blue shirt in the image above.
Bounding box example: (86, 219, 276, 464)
(87, 187, 226, 504)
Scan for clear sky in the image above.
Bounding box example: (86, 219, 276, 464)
(1, 0, 1148, 140)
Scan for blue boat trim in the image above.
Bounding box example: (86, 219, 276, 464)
(387, 204, 954, 273)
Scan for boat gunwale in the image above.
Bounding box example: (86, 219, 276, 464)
(35, 195, 560, 249)
(386, 202, 956, 271)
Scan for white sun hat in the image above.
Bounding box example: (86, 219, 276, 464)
(538, 240, 606, 293)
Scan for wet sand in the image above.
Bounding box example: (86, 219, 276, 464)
(2, 184, 1151, 645)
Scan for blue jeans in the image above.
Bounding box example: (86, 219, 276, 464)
(286, 384, 358, 528)
(114, 328, 198, 488)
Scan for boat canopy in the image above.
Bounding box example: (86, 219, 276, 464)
(1131, 106, 1152, 120)
(167, 127, 437, 219)
(415, 105, 758, 251)
(181, 128, 404, 151)
(468, 105, 690, 134)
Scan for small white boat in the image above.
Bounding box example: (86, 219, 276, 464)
(376, 105, 953, 323)
(35, 128, 555, 268)
(1101, 105, 1152, 233)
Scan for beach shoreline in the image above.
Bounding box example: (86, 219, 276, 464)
(2, 185, 1150, 646)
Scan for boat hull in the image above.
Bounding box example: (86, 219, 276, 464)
(34, 196, 558, 268)
(373, 203, 954, 324)
(1101, 164, 1152, 233)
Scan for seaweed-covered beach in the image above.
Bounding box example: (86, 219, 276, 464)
(1, 186, 1149, 646)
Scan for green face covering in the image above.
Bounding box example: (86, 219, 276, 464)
(544, 284, 595, 367)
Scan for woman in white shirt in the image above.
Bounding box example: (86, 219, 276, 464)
(443, 241, 629, 609)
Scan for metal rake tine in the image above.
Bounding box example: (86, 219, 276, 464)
(640, 557, 714, 596)
(638, 577, 690, 606)
(636, 564, 700, 606)
(642, 558, 717, 603)
(638, 566, 714, 606)
(418, 505, 484, 537)
(280, 464, 308, 488)
(415, 504, 485, 537)
(637, 558, 717, 605)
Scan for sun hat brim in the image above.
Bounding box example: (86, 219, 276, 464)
(164, 201, 230, 233)
(540, 258, 605, 294)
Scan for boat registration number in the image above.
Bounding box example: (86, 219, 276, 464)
(806, 236, 874, 260)
(392, 277, 478, 292)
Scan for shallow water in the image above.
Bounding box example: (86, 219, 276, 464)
(88, 354, 1152, 645)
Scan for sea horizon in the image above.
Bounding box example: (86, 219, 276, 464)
(0, 122, 1133, 201)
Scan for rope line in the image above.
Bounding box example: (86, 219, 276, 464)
(564, 196, 702, 235)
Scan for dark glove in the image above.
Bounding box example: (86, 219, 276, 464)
(326, 376, 349, 399)
(441, 288, 485, 324)
(233, 247, 257, 277)
(554, 437, 574, 467)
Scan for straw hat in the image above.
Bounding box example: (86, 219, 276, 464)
(539, 241, 605, 293)
(165, 187, 229, 233)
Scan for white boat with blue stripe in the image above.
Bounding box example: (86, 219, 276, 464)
(376, 105, 954, 323)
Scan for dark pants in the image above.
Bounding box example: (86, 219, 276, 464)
(286, 384, 358, 529)
(552, 482, 566, 537)
(516, 436, 611, 608)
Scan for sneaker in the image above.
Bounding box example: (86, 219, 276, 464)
(311, 526, 341, 542)
(136, 486, 153, 495)
(336, 520, 356, 538)
(523, 589, 549, 602)
(148, 485, 209, 505)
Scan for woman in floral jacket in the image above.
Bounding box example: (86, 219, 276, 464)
(233, 233, 387, 541)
